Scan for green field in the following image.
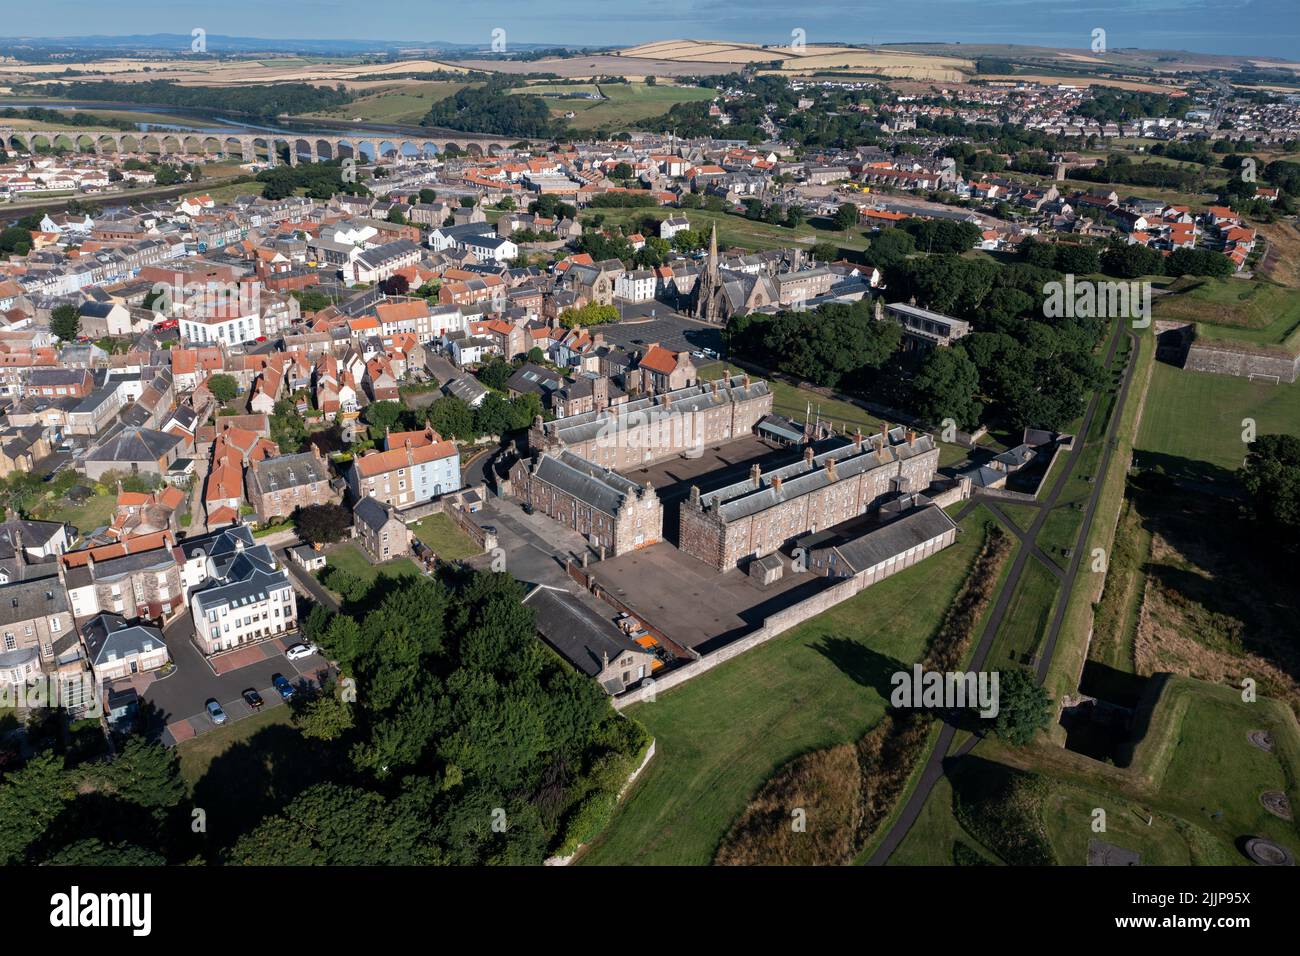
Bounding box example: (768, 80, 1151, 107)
(411, 513, 480, 561)
(1135, 362, 1300, 487)
(987, 555, 1059, 670)
(297, 81, 471, 124)
(889, 775, 1002, 865)
(177, 705, 295, 790)
(524, 82, 716, 130)
(896, 676, 1300, 865)
(1156, 277, 1300, 350)
(325, 542, 422, 588)
(586, 206, 871, 254)
(578, 508, 995, 866)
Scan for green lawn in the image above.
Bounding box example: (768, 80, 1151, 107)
(177, 705, 294, 791)
(325, 542, 422, 588)
(1152, 689, 1300, 857)
(987, 556, 1059, 670)
(296, 81, 471, 124)
(995, 502, 1040, 531)
(40, 492, 117, 538)
(411, 513, 480, 561)
(1155, 277, 1300, 349)
(578, 508, 994, 866)
(1135, 362, 1300, 487)
(587, 206, 871, 254)
(901, 675, 1300, 865)
(889, 775, 1001, 865)
(529, 82, 717, 130)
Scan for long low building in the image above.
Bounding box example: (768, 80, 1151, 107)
(509, 449, 663, 557)
(801, 504, 958, 584)
(679, 425, 940, 570)
(529, 373, 772, 471)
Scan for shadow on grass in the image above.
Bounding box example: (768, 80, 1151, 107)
(190, 722, 344, 856)
(810, 636, 905, 701)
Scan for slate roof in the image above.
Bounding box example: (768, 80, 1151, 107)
(252, 451, 329, 492)
(522, 585, 646, 684)
(812, 505, 956, 575)
(505, 363, 565, 396)
(81, 612, 165, 667)
(701, 426, 935, 522)
(530, 451, 644, 518)
(85, 426, 182, 465)
(353, 495, 396, 533)
(548, 374, 768, 447)
(0, 577, 69, 627)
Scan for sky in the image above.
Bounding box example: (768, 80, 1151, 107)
(1, 0, 1296, 60)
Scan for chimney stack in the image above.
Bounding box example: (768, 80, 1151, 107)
(750, 463, 762, 488)
(854, 428, 863, 451)
(689, 484, 701, 507)
(771, 475, 783, 493)
(803, 446, 814, 466)
(907, 429, 916, 446)
(825, 457, 838, 481)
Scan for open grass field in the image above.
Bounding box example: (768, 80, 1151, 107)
(1, 57, 474, 88)
(988, 556, 1059, 671)
(888, 775, 1001, 865)
(1155, 277, 1300, 349)
(411, 513, 479, 561)
(1135, 362, 1300, 486)
(577, 507, 995, 866)
(295, 81, 471, 124)
(177, 705, 294, 791)
(521, 81, 716, 130)
(901, 675, 1300, 865)
(584, 206, 871, 254)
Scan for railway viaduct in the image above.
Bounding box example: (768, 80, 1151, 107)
(0, 126, 519, 164)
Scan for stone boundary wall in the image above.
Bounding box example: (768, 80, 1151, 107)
(1184, 341, 1300, 383)
(977, 486, 1041, 505)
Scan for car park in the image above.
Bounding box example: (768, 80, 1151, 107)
(205, 699, 228, 725)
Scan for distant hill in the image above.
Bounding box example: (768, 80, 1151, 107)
(0, 34, 587, 56)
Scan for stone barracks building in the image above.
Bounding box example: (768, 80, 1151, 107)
(679, 425, 940, 571)
(528, 373, 772, 472)
(509, 450, 663, 557)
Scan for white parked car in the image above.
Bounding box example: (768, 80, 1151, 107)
(285, 643, 318, 661)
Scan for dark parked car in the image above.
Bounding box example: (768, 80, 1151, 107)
(242, 688, 264, 710)
(272, 674, 295, 701)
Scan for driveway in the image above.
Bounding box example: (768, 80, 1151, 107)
(135, 611, 330, 747)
